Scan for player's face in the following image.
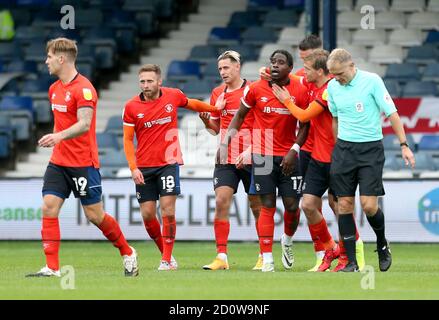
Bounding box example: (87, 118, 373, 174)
(139, 71, 162, 99)
(270, 53, 292, 81)
(299, 49, 313, 62)
(218, 58, 240, 85)
(45, 49, 62, 76)
(303, 60, 318, 83)
(328, 61, 355, 85)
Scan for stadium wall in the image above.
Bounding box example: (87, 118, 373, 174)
(1, 178, 439, 242)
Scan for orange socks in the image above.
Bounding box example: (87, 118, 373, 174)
(214, 219, 230, 254)
(162, 216, 176, 262)
(308, 207, 326, 252)
(309, 217, 335, 250)
(41, 217, 60, 271)
(284, 208, 300, 237)
(258, 207, 276, 253)
(143, 217, 164, 253)
(98, 213, 132, 256)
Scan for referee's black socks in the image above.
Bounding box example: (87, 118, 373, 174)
(338, 213, 357, 264)
(366, 208, 387, 248)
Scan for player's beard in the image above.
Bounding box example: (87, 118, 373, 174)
(143, 88, 159, 100)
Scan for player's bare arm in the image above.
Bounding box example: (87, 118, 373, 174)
(332, 117, 338, 140)
(217, 102, 249, 164)
(199, 112, 220, 135)
(388, 112, 416, 168)
(281, 121, 309, 176)
(38, 106, 93, 148)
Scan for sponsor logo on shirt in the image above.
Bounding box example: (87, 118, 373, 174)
(144, 116, 172, 128)
(262, 106, 290, 115)
(51, 104, 67, 112)
(82, 88, 93, 101)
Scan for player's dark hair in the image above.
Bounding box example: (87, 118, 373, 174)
(138, 64, 162, 77)
(304, 49, 329, 74)
(270, 49, 293, 67)
(298, 34, 322, 51)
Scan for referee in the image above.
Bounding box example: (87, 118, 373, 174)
(326, 48, 415, 272)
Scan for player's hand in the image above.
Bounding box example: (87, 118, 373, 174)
(199, 112, 211, 124)
(401, 146, 416, 169)
(272, 84, 291, 103)
(131, 168, 145, 185)
(235, 147, 251, 169)
(259, 67, 272, 81)
(38, 133, 62, 148)
(215, 92, 226, 110)
(280, 149, 296, 176)
(216, 143, 228, 165)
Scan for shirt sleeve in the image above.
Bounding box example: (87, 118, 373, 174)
(316, 88, 329, 109)
(122, 103, 135, 126)
(241, 84, 255, 108)
(327, 85, 337, 117)
(177, 89, 188, 107)
(372, 75, 397, 117)
(76, 86, 97, 110)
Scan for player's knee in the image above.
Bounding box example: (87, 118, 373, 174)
(301, 200, 315, 216)
(216, 194, 231, 212)
(41, 203, 58, 217)
(362, 204, 378, 216)
(160, 205, 175, 217)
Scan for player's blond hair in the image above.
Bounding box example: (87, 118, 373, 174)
(138, 64, 162, 77)
(304, 49, 330, 74)
(327, 48, 352, 65)
(46, 37, 78, 61)
(218, 50, 241, 64)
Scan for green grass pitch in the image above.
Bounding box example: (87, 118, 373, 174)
(1, 241, 438, 299)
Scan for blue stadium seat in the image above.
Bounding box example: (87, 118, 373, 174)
(207, 27, 241, 46)
(241, 27, 279, 46)
(83, 28, 117, 69)
(33, 99, 52, 124)
(32, 10, 61, 28)
(422, 63, 439, 83)
(412, 152, 436, 171)
(76, 62, 95, 81)
(0, 42, 22, 62)
(383, 134, 415, 151)
(23, 43, 48, 63)
(21, 78, 53, 99)
(105, 115, 123, 134)
(5, 60, 38, 74)
(247, 0, 282, 11)
(384, 63, 421, 83)
(0, 78, 19, 96)
(402, 80, 439, 97)
(283, 0, 305, 9)
(0, 96, 33, 114)
(105, 11, 137, 53)
(180, 79, 213, 100)
(97, 132, 120, 156)
(99, 150, 128, 177)
(228, 11, 261, 29)
(135, 11, 158, 36)
(167, 61, 201, 81)
(162, 79, 179, 88)
(418, 135, 439, 151)
(221, 44, 259, 62)
(405, 45, 439, 65)
(10, 8, 32, 26)
(17, 0, 49, 5)
(15, 26, 47, 46)
(383, 79, 401, 97)
(0, 134, 10, 159)
(46, 28, 82, 42)
(123, 0, 155, 12)
(262, 10, 299, 29)
(425, 31, 439, 44)
(202, 62, 221, 83)
(74, 9, 104, 28)
(76, 44, 95, 65)
(384, 151, 402, 171)
(188, 45, 219, 64)
(0, 110, 33, 141)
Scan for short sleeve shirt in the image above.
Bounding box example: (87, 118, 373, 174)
(48, 73, 99, 168)
(123, 87, 188, 167)
(327, 69, 397, 142)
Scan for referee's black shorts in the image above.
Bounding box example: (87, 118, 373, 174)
(329, 139, 385, 197)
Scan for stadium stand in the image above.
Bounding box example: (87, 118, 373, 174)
(1, 0, 439, 179)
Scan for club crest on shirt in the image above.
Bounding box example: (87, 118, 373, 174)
(384, 93, 392, 104)
(82, 88, 93, 101)
(51, 93, 56, 100)
(355, 102, 364, 112)
(65, 91, 71, 102)
(165, 104, 173, 113)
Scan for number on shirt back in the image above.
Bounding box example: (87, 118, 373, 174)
(161, 176, 175, 191)
(72, 177, 88, 196)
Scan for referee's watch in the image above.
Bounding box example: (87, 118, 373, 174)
(400, 141, 409, 148)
